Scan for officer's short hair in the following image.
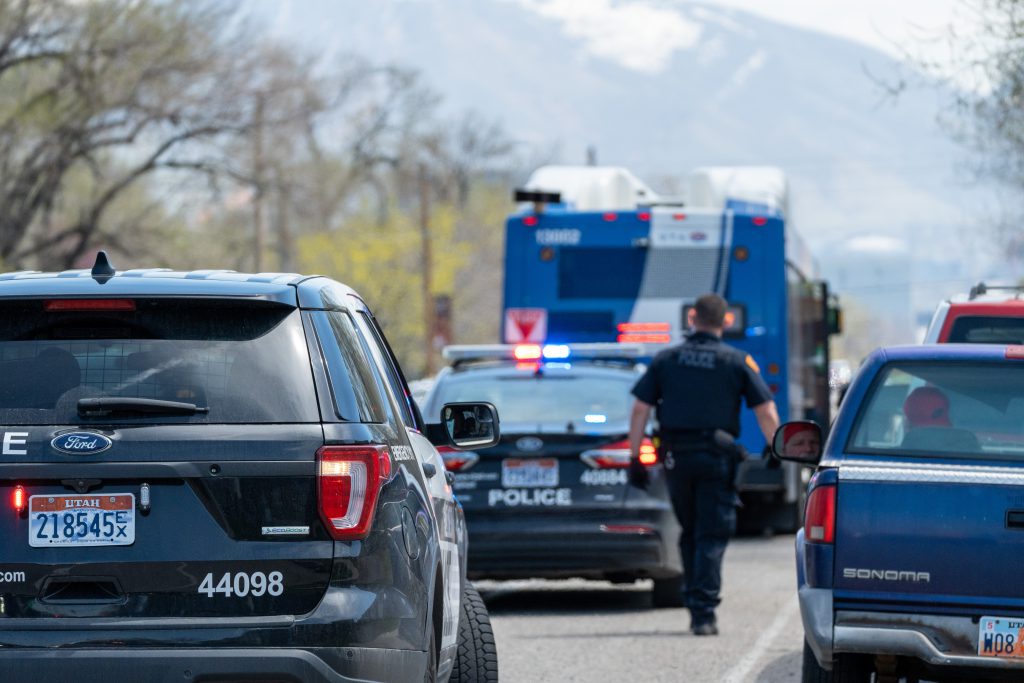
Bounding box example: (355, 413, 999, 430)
(694, 293, 728, 327)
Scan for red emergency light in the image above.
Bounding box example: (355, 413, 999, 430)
(618, 333, 671, 344)
(523, 215, 539, 227)
(617, 322, 670, 333)
(752, 216, 768, 227)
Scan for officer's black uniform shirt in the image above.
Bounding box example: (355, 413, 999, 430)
(631, 331, 773, 437)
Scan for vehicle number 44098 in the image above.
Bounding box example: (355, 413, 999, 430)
(198, 571, 283, 598)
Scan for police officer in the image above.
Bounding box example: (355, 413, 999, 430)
(627, 293, 779, 636)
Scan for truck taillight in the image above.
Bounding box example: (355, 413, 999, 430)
(317, 445, 391, 541)
(804, 484, 836, 544)
(581, 439, 657, 469)
(438, 445, 479, 472)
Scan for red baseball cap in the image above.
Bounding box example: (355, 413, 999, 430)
(903, 386, 951, 428)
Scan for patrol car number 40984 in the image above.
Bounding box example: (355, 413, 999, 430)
(0, 253, 499, 683)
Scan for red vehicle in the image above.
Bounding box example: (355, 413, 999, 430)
(923, 282, 1024, 343)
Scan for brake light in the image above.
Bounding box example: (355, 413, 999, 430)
(804, 485, 836, 544)
(437, 445, 479, 472)
(317, 445, 391, 541)
(581, 439, 657, 469)
(1007, 345, 1024, 359)
(11, 485, 25, 513)
(44, 299, 136, 312)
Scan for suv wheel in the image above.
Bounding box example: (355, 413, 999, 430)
(651, 575, 685, 608)
(802, 640, 873, 683)
(449, 583, 498, 683)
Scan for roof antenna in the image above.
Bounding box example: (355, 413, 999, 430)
(91, 250, 116, 283)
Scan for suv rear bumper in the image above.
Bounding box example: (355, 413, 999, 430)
(800, 588, 1024, 673)
(0, 646, 426, 683)
(465, 508, 681, 580)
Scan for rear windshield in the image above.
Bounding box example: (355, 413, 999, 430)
(431, 370, 636, 428)
(0, 299, 320, 424)
(948, 316, 1024, 344)
(848, 361, 1024, 460)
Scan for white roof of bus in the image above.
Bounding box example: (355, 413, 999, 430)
(523, 165, 658, 211)
(687, 166, 788, 215)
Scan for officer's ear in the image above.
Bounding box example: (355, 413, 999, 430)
(686, 309, 696, 327)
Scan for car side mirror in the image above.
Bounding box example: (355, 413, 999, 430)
(771, 420, 823, 465)
(430, 402, 500, 449)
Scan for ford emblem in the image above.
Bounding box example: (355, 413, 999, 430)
(516, 436, 544, 452)
(51, 432, 112, 455)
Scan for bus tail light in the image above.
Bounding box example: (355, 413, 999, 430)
(805, 484, 836, 544)
(581, 439, 657, 468)
(438, 445, 479, 472)
(317, 445, 391, 541)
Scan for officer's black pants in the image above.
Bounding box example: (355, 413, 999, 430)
(664, 449, 736, 621)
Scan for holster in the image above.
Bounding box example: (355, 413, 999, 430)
(712, 429, 748, 491)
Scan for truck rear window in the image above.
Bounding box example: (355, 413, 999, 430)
(0, 299, 320, 424)
(948, 316, 1024, 344)
(848, 361, 1024, 459)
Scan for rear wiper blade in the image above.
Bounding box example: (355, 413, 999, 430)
(77, 397, 210, 417)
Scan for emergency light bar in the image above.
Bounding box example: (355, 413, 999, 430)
(443, 343, 646, 365)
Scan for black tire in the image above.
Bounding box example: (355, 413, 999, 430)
(651, 575, 686, 608)
(802, 640, 873, 683)
(449, 583, 498, 683)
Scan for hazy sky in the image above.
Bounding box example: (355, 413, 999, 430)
(507, 0, 983, 83)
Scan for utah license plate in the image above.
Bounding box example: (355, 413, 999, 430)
(979, 616, 1024, 658)
(501, 458, 558, 488)
(29, 494, 135, 547)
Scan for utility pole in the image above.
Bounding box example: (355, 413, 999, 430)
(251, 94, 265, 272)
(418, 163, 436, 375)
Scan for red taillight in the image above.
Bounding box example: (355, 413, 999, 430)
(804, 485, 836, 544)
(603, 212, 618, 222)
(523, 215, 539, 227)
(317, 445, 391, 541)
(581, 439, 657, 469)
(438, 445, 479, 472)
(44, 299, 136, 312)
(752, 216, 768, 227)
(11, 485, 25, 513)
(637, 212, 651, 221)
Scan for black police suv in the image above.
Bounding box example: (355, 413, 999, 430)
(0, 253, 499, 683)
(423, 344, 684, 607)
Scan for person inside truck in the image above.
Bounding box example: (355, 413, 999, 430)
(901, 385, 979, 452)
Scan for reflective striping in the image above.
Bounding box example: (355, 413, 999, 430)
(840, 461, 1024, 485)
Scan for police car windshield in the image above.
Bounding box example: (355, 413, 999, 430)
(848, 361, 1024, 460)
(433, 372, 635, 427)
(0, 299, 320, 424)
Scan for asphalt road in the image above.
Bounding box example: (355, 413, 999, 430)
(479, 535, 803, 683)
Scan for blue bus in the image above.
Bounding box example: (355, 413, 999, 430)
(502, 166, 838, 532)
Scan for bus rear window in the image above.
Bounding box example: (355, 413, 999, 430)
(559, 248, 645, 299)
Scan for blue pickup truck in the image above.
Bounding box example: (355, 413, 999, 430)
(775, 344, 1024, 683)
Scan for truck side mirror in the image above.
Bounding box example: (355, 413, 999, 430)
(772, 420, 823, 465)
